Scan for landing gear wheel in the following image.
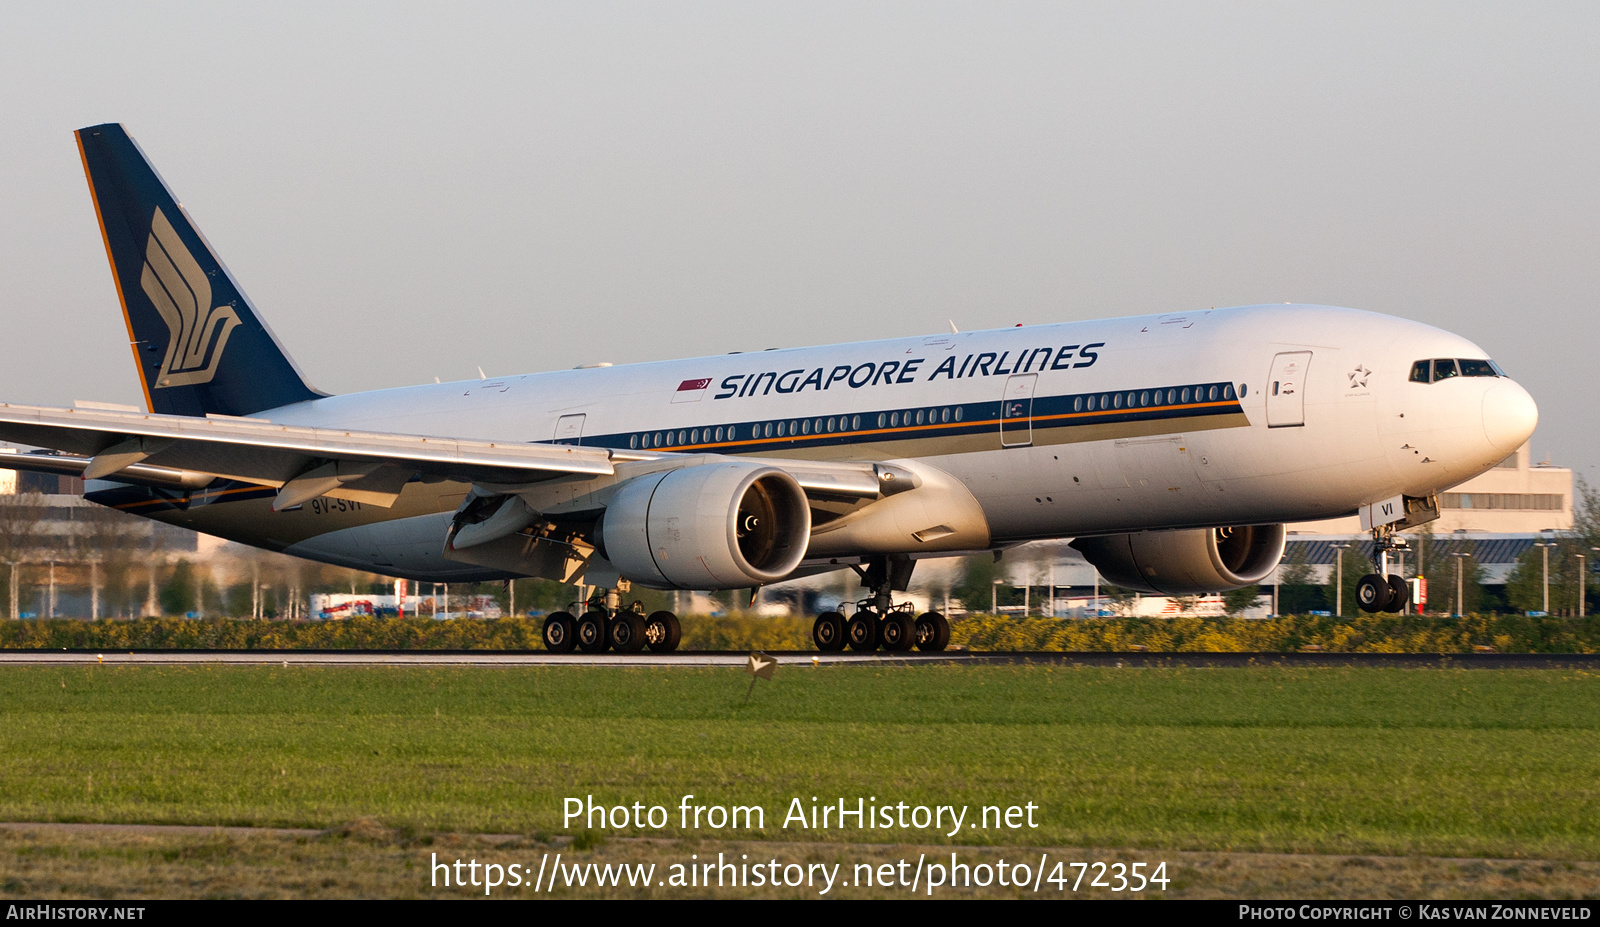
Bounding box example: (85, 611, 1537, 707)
(576, 610, 609, 652)
(812, 611, 846, 652)
(608, 612, 646, 653)
(1356, 574, 1392, 613)
(1387, 574, 1410, 612)
(543, 611, 577, 653)
(915, 612, 951, 652)
(879, 612, 916, 652)
(645, 611, 681, 653)
(846, 612, 879, 651)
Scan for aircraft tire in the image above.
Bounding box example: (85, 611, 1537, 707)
(543, 612, 578, 653)
(812, 611, 846, 652)
(576, 610, 610, 653)
(879, 612, 916, 652)
(645, 611, 681, 653)
(846, 612, 879, 651)
(609, 612, 647, 653)
(915, 612, 951, 652)
(1356, 574, 1392, 613)
(1387, 574, 1410, 612)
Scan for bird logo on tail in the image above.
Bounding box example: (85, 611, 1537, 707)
(139, 207, 241, 388)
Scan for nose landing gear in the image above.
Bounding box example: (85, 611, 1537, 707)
(1355, 527, 1413, 614)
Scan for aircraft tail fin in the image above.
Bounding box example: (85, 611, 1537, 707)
(75, 123, 326, 417)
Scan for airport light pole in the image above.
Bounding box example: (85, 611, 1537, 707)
(992, 578, 1002, 616)
(1577, 552, 1586, 619)
(1271, 556, 1284, 618)
(1534, 533, 1556, 614)
(1580, 547, 1593, 621)
(1449, 551, 1468, 617)
(1331, 542, 1351, 617)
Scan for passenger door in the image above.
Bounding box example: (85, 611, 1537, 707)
(553, 413, 586, 445)
(1000, 374, 1037, 447)
(1265, 352, 1311, 427)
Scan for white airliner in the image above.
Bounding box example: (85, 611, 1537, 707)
(0, 124, 1539, 654)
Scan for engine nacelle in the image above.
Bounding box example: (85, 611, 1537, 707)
(1070, 524, 1287, 594)
(600, 463, 811, 590)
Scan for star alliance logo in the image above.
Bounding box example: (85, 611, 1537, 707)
(1348, 364, 1371, 389)
(139, 207, 241, 388)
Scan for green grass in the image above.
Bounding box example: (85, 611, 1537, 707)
(2, 664, 1598, 860)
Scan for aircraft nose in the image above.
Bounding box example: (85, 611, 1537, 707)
(1482, 379, 1538, 457)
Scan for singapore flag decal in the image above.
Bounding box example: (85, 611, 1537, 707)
(672, 377, 712, 403)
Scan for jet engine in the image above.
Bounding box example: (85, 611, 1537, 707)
(1070, 524, 1287, 594)
(600, 462, 812, 589)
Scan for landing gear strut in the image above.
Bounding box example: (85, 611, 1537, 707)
(812, 556, 949, 652)
(540, 582, 682, 653)
(1356, 527, 1412, 614)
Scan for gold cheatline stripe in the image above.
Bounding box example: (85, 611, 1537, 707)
(112, 484, 271, 512)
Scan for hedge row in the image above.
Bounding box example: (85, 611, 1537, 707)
(3, 612, 1599, 653)
(947, 612, 1600, 654)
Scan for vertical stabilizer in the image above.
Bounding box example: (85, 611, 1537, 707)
(75, 123, 326, 417)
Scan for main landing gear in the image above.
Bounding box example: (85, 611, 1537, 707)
(1355, 528, 1411, 614)
(811, 556, 950, 653)
(542, 584, 681, 654)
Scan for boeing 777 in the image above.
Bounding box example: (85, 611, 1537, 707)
(0, 124, 1539, 653)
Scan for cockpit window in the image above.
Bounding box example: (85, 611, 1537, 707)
(1411, 357, 1503, 383)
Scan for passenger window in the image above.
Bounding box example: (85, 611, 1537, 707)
(1073, 396, 1083, 412)
(777, 421, 786, 437)
(1113, 393, 1123, 409)
(679, 430, 687, 444)
(915, 410, 925, 425)
(890, 412, 900, 427)
(1139, 391, 1149, 407)
(941, 408, 950, 423)
(1100, 394, 1111, 409)
(1410, 361, 1431, 383)
(1223, 384, 1235, 400)
(629, 435, 639, 449)
(1459, 359, 1496, 377)
(953, 408, 962, 422)
(851, 415, 861, 430)
(715, 427, 724, 442)
(878, 413, 887, 429)
(764, 423, 774, 438)
(1087, 395, 1097, 411)
(789, 420, 798, 435)
(827, 417, 836, 433)
(1433, 359, 1459, 381)
(1208, 386, 1218, 401)
(1180, 387, 1190, 403)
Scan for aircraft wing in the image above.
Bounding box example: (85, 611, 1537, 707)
(0, 402, 909, 511)
(0, 402, 614, 508)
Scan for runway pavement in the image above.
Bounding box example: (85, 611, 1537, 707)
(1, 650, 1597, 668)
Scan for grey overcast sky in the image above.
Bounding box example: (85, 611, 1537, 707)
(2, 3, 1597, 476)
